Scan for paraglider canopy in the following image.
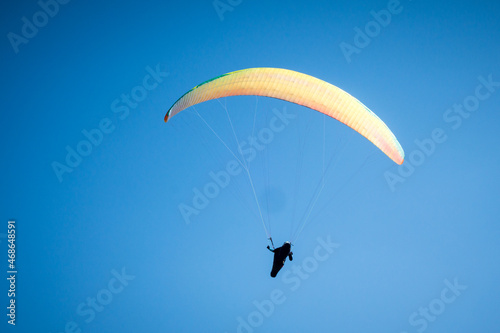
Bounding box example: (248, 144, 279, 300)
(165, 67, 404, 165)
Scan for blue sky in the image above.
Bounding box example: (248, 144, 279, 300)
(1, 0, 500, 332)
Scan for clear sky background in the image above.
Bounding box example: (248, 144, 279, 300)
(1, 0, 500, 332)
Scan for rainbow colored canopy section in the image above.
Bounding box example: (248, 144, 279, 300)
(165, 67, 404, 165)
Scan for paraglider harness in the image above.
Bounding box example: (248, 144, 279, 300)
(267, 238, 294, 278)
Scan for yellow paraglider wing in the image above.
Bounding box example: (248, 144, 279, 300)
(165, 67, 404, 165)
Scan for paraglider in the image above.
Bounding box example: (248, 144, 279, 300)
(267, 241, 293, 278)
(165, 67, 405, 277)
